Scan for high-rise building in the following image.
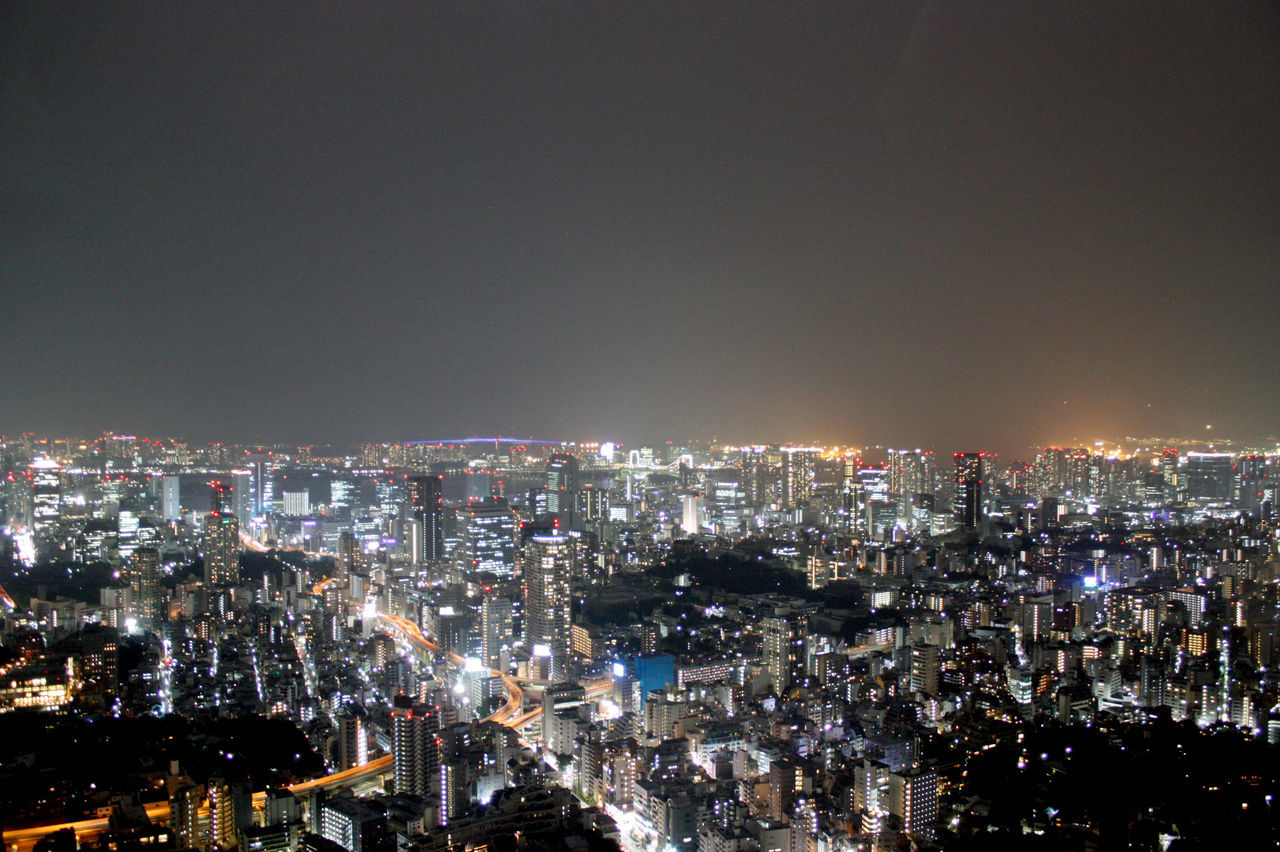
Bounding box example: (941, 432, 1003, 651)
(481, 595, 514, 667)
(887, 449, 935, 499)
(952, 453, 988, 530)
(129, 546, 161, 628)
(1237, 454, 1269, 512)
(524, 534, 575, 681)
(230, 469, 253, 526)
(29, 456, 60, 535)
(390, 695, 440, 797)
(545, 452, 579, 519)
(888, 769, 938, 835)
(1184, 452, 1234, 502)
(761, 615, 806, 694)
(169, 783, 202, 849)
(780, 447, 819, 510)
(453, 499, 517, 579)
(161, 474, 181, 522)
(738, 446, 770, 506)
(405, 475, 444, 564)
(909, 644, 939, 697)
(203, 512, 241, 587)
(336, 708, 368, 771)
(207, 776, 250, 851)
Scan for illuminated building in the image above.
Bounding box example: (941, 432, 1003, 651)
(1184, 452, 1234, 502)
(524, 534, 575, 681)
(169, 783, 201, 849)
(391, 695, 439, 797)
(202, 511, 241, 587)
(1237, 454, 1269, 512)
(319, 795, 386, 852)
(129, 546, 161, 628)
(0, 656, 77, 712)
(282, 490, 310, 517)
(161, 474, 181, 522)
(761, 615, 805, 694)
(738, 446, 770, 506)
(909, 644, 939, 697)
(480, 594, 514, 667)
(952, 452, 988, 530)
(29, 456, 60, 535)
(337, 708, 368, 771)
(405, 474, 444, 564)
(889, 768, 938, 835)
(207, 776, 249, 851)
(453, 498, 517, 579)
(230, 469, 253, 525)
(887, 449, 935, 498)
(780, 447, 818, 510)
(545, 452, 579, 519)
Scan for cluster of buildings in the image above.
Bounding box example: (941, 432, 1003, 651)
(0, 432, 1277, 851)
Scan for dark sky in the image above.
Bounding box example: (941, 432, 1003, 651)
(2, 2, 1277, 454)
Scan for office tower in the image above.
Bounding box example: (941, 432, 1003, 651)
(780, 447, 818, 510)
(282, 490, 310, 517)
(117, 510, 140, 561)
(761, 615, 806, 694)
(129, 546, 161, 628)
(405, 475, 444, 564)
(453, 498, 517, 579)
(230, 469, 253, 526)
(203, 512, 241, 587)
(481, 595, 514, 667)
(952, 453, 987, 530)
(161, 475, 181, 522)
(681, 493, 701, 534)
(710, 472, 745, 533)
(246, 453, 275, 515)
(524, 534, 574, 681)
(1184, 452, 1235, 502)
(887, 449, 935, 498)
(336, 709, 367, 771)
(29, 456, 60, 535)
(391, 695, 439, 797)
(545, 452, 579, 518)
(1237, 454, 1268, 512)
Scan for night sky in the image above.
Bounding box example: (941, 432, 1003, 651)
(2, 2, 1277, 453)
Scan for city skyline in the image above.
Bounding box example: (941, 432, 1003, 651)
(2, 2, 1277, 449)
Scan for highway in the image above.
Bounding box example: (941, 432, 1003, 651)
(2, 757, 394, 852)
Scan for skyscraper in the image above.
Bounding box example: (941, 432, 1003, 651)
(524, 534, 574, 681)
(161, 474, 181, 522)
(203, 512, 241, 587)
(887, 449, 935, 499)
(545, 452, 579, 519)
(780, 447, 819, 510)
(453, 498, 517, 579)
(29, 456, 60, 535)
(405, 475, 444, 564)
(952, 453, 988, 530)
(762, 615, 806, 694)
(129, 546, 161, 628)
